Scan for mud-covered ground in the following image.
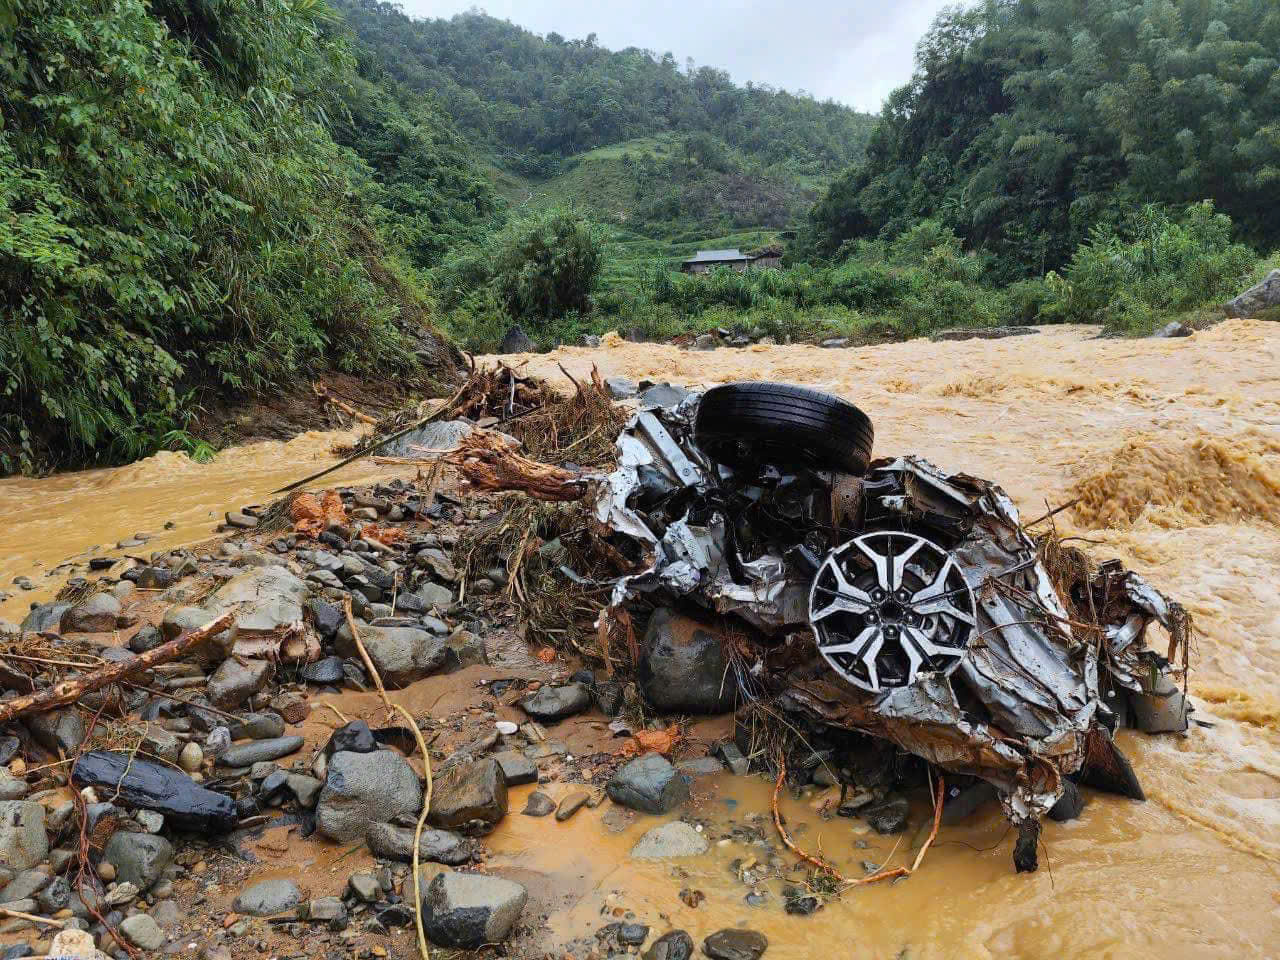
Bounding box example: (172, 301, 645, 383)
(0, 322, 1276, 959)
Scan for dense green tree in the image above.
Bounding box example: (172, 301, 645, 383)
(0, 0, 458, 472)
(802, 0, 1280, 276)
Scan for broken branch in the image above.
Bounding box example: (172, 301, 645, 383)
(0, 611, 235, 725)
(444, 430, 590, 501)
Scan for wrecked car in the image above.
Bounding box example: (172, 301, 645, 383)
(576, 381, 1193, 871)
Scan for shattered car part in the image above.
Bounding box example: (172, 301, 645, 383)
(586, 386, 1191, 869)
(809, 532, 977, 692)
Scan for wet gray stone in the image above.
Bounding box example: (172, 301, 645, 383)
(228, 712, 285, 741)
(638, 609, 736, 714)
(300, 656, 344, 685)
(103, 832, 173, 891)
(347, 872, 381, 903)
(0, 801, 47, 871)
(120, 914, 165, 950)
(207, 658, 271, 709)
(428, 758, 507, 834)
(233, 877, 303, 916)
(19, 602, 70, 634)
(306, 896, 348, 929)
(420, 871, 527, 948)
(518, 683, 591, 722)
(366, 823, 472, 865)
(316, 750, 422, 843)
(606, 753, 688, 814)
(30, 706, 88, 757)
(335, 621, 447, 686)
(1225, 268, 1280, 318)
(61, 593, 121, 633)
(522, 792, 555, 817)
(496, 325, 535, 354)
(493, 751, 537, 786)
(0, 869, 50, 903)
(861, 794, 909, 834)
(202, 566, 306, 640)
(217, 736, 303, 768)
(643, 930, 694, 960)
(630, 821, 708, 859)
(129, 624, 165, 653)
(703, 928, 768, 960)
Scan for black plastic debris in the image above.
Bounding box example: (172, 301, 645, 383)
(72, 750, 238, 833)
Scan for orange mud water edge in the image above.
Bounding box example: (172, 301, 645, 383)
(2, 322, 1278, 959)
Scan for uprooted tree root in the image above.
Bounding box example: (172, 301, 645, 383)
(446, 431, 589, 501)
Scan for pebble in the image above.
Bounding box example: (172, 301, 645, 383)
(179, 742, 203, 773)
(119, 913, 165, 950)
(522, 792, 556, 817)
(555, 790, 590, 822)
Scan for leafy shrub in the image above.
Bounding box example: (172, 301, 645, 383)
(490, 209, 605, 322)
(1042, 202, 1256, 331)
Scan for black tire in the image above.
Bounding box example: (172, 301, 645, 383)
(694, 382, 874, 475)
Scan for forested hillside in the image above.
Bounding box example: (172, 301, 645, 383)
(333, 0, 874, 180)
(0, 0, 488, 473)
(802, 0, 1280, 277)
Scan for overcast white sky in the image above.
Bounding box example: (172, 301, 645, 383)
(395, 1, 961, 112)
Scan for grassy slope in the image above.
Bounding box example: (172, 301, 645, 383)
(490, 135, 796, 289)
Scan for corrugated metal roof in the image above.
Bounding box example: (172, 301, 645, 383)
(683, 248, 752, 263)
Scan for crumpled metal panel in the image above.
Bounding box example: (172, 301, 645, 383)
(591, 396, 1185, 824)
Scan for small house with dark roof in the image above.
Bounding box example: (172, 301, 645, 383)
(680, 248, 755, 273)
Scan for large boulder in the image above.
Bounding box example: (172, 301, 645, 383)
(420, 871, 527, 948)
(606, 753, 688, 814)
(496, 325, 535, 354)
(0, 801, 48, 871)
(1224, 269, 1280, 318)
(202, 567, 307, 652)
(380, 420, 474, 459)
(637, 609, 736, 714)
(428, 758, 508, 834)
(316, 750, 423, 843)
(61, 593, 121, 633)
(335, 621, 447, 687)
(102, 833, 173, 891)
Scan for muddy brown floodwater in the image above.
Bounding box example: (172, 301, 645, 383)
(2, 322, 1278, 958)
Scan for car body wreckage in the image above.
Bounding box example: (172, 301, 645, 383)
(457, 380, 1192, 871)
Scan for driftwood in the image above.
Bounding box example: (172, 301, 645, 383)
(0, 611, 235, 725)
(445, 430, 590, 501)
